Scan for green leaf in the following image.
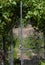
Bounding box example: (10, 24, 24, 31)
(34, 11, 38, 16)
(12, 1, 16, 5)
(0, 5, 2, 8)
(9, 0, 12, 3)
(3, 14, 8, 20)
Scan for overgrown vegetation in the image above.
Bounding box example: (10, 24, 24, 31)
(0, 0, 45, 65)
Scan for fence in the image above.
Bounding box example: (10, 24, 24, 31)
(0, 1, 45, 65)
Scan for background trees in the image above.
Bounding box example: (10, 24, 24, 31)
(0, 0, 45, 65)
(25, 0, 45, 31)
(0, 0, 30, 35)
(25, 0, 45, 58)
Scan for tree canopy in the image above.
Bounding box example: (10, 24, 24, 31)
(25, 0, 45, 32)
(0, 0, 30, 35)
(0, 0, 45, 35)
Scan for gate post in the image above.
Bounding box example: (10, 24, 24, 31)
(10, 29, 14, 65)
(20, 1, 24, 65)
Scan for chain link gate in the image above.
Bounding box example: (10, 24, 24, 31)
(19, 1, 44, 65)
(0, 1, 44, 65)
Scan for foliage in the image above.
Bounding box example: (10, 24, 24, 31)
(0, 0, 30, 35)
(25, 0, 45, 32)
(23, 33, 44, 55)
(0, 0, 45, 34)
(0, 0, 16, 35)
(0, 0, 45, 64)
(41, 61, 45, 65)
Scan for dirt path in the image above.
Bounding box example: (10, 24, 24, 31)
(13, 25, 37, 60)
(13, 25, 34, 38)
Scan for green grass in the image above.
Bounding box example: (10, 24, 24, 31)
(41, 62, 45, 65)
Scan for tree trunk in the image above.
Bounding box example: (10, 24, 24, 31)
(43, 32, 45, 59)
(3, 36, 6, 65)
